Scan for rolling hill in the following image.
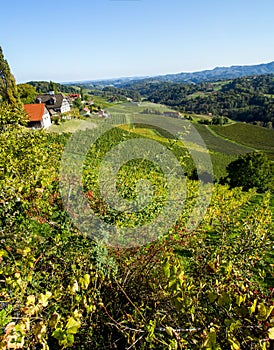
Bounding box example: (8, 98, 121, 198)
(151, 61, 274, 84)
(63, 61, 274, 87)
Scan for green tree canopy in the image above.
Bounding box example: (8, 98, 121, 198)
(17, 83, 37, 104)
(226, 151, 273, 192)
(0, 46, 21, 106)
(0, 46, 26, 129)
(73, 97, 82, 109)
(49, 80, 59, 93)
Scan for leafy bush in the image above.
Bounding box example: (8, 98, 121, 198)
(0, 127, 273, 349)
(51, 116, 61, 125)
(0, 103, 27, 130)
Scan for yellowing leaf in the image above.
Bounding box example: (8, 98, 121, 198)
(236, 294, 246, 307)
(163, 262, 170, 278)
(268, 327, 274, 340)
(0, 249, 7, 257)
(66, 317, 81, 334)
(225, 261, 233, 275)
(26, 295, 35, 305)
(257, 303, 274, 321)
(165, 326, 173, 337)
(70, 280, 79, 294)
(38, 291, 52, 307)
(73, 309, 82, 319)
(228, 336, 241, 350)
(79, 274, 90, 290)
(249, 299, 257, 315)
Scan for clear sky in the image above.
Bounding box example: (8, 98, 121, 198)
(1, 0, 274, 83)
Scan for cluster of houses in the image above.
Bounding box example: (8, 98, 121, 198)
(23, 91, 110, 129)
(24, 91, 71, 129)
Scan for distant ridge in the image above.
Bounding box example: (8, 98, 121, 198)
(63, 76, 149, 87)
(64, 61, 274, 87)
(153, 61, 274, 83)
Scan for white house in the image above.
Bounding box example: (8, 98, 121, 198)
(98, 109, 110, 118)
(36, 92, 71, 115)
(24, 103, 52, 129)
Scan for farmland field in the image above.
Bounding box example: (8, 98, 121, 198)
(47, 119, 97, 133)
(211, 123, 274, 159)
(46, 102, 273, 181)
(194, 123, 252, 155)
(106, 102, 255, 179)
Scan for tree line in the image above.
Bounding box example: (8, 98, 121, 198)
(27, 80, 80, 94)
(122, 75, 274, 127)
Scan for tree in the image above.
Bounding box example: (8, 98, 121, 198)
(225, 151, 273, 192)
(73, 97, 82, 110)
(0, 46, 22, 106)
(0, 46, 26, 128)
(49, 80, 58, 93)
(17, 83, 37, 104)
(80, 87, 84, 100)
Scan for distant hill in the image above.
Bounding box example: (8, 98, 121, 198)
(63, 61, 274, 87)
(63, 76, 149, 88)
(151, 61, 274, 84)
(119, 74, 274, 127)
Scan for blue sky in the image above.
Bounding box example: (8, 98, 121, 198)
(1, 0, 274, 83)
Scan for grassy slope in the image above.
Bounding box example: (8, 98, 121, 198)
(194, 124, 252, 155)
(193, 123, 253, 179)
(211, 123, 274, 159)
(47, 119, 97, 133)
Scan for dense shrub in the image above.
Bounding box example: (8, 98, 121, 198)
(0, 127, 273, 349)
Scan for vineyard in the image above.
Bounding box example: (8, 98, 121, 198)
(1, 2, 274, 347)
(210, 123, 274, 160)
(0, 118, 273, 349)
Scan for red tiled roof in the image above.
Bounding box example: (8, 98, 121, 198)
(24, 103, 46, 122)
(69, 94, 81, 98)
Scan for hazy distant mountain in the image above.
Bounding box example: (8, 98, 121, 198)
(63, 76, 149, 87)
(152, 61, 274, 84)
(64, 61, 274, 87)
